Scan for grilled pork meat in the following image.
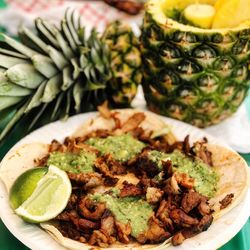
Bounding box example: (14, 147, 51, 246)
(220, 193, 234, 210)
(49, 111, 217, 247)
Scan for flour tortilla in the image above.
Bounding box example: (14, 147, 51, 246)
(0, 109, 249, 250)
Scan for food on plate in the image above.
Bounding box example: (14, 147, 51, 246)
(141, 0, 250, 127)
(0, 109, 249, 249)
(0, 10, 141, 141)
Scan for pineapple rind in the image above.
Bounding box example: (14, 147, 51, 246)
(102, 21, 142, 107)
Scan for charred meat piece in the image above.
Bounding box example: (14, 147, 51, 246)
(88, 230, 111, 247)
(104, 176, 119, 186)
(65, 193, 78, 210)
(174, 172, 195, 189)
(120, 181, 143, 197)
(56, 211, 100, 230)
(67, 172, 103, 189)
(162, 160, 173, 177)
(121, 112, 146, 133)
(103, 0, 144, 15)
(73, 217, 100, 231)
(78, 198, 106, 221)
(95, 157, 113, 177)
(169, 209, 199, 227)
(138, 172, 157, 192)
(103, 154, 126, 175)
(171, 214, 213, 246)
(197, 214, 213, 232)
(156, 200, 175, 232)
(164, 172, 194, 195)
(94, 157, 118, 186)
(98, 101, 121, 129)
(181, 190, 203, 213)
(49, 139, 66, 153)
(172, 231, 186, 246)
(183, 135, 191, 155)
(115, 222, 132, 244)
(56, 210, 78, 222)
(56, 221, 82, 241)
(101, 214, 116, 236)
(220, 193, 234, 210)
(198, 200, 211, 216)
(146, 187, 163, 204)
(191, 140, 213, 166)
(164, 176, 181, 195)
(97, 100, 112, 119)
(137, 217, 171, 244)
(135, 152, 159, 178)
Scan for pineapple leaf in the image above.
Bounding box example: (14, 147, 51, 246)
(0, 96, 23, 111)
(0, 74, 32, 96)
(0, 54, 27, 68)
(0, 33, 36, 58)
(71, 57, 81, 79)
(0, 48, 28, 59)
(54, 28, 74, 60)
(61, 19, 77, 51)
(47, 45, 68, 70)
(25, 80, 47, 113)
(32, 54, 58, 78)
(28, 103, 48, 130)
(0, 100, 29, 140)
(65, 8, 81, 46)
(35, 18, 60, 49)
(73, 80, 83, 113)
(19, 26, 49, 54)
(6, 63, 45, 89)
(62, 66, 74, 90)
(42, 74, 62, 103)
(51, 92, 65, 120)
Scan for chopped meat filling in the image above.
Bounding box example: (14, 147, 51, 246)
(220, 193, 234, 210)
(45, 111, 219, 248)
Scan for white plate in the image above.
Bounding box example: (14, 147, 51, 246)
(0, 112, 249, 250)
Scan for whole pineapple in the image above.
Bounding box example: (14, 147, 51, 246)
(102, 21, 142, 107)
(141, 0, 250, 127)
(0, 10, 141, 140)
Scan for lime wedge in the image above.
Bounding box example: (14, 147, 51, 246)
(10, 167, 48, 209)
(15, 165, 72, 223)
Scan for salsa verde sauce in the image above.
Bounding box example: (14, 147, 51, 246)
(148, 150, 219, 198)
(86, 134, 145, 162)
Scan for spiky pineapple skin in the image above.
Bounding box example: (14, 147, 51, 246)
(141, 10, 250, 127)
(102, 21, 142, 107)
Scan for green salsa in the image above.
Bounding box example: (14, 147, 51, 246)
(91, 193, 153, 237)
(47, 150, 96, 174)
(148, 150, 219, 198)
(86, 134, 145, 162)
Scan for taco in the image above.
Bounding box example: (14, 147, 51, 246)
(0, 109, 249, 249)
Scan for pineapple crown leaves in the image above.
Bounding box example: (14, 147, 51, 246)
(0, 9, 136, 141)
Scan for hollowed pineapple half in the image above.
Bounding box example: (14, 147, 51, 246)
(141, 0, 250, 127)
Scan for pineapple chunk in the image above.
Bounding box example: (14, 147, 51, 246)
(183, 3, 216, 28)
(212, 0, 250, 28)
